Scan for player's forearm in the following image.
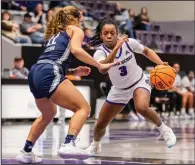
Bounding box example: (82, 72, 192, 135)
(143, 48, 164, 65)
(100, 47, 120, 64)
(71, 48, 100, 68)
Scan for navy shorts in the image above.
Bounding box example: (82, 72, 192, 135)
(28, 63, 66, 99)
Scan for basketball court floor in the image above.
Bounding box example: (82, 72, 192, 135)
(2, 119, 194, 164)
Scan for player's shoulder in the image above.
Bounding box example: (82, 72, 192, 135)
(95, 45, 104, 52)
(66, 25, 84, 37)
(67, 25, 81, 30)
(124, 38, 141, 49)
(122, 38, 140, 51)
(127, 38, 141, 45)
(94, 45, 107, 57)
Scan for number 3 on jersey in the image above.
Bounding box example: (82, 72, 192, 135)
(119, 66, 127, 76)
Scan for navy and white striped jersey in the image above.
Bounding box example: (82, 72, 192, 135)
(38, 31, 72, 74)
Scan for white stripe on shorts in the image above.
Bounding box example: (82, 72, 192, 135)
(49, 65, 62, 93)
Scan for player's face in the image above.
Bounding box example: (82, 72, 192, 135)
(100, 24, 118, 49)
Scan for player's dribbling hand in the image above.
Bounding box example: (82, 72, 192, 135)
(115, 35, 129, 49)
(98, 61, 119, 74)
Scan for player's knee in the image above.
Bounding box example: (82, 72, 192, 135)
(136, 104, 148, 115)
(84, 104, 91, 116)
(78, 103, 91, 116)
(95, 121, 107, 131)
(95, 124, 106, 131)
(43, 111, 56, 122)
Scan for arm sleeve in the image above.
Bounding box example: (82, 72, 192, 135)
(127, 38, 145, 54)
(93, 49, 107, 62)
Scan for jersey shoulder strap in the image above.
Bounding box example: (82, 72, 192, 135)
(125, 42, 133, 53)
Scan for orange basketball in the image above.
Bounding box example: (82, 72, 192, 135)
(150, 65, 176, 90)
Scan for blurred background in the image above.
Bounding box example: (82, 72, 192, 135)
(1, 0, 195, 122)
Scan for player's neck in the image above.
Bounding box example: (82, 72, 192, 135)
(103, 44, 115, 50)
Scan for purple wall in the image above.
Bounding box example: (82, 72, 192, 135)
(154, 21, 194, 44)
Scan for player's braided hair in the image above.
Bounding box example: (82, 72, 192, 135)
(45, 6, 80, 40)
(88, 17, 118, 47)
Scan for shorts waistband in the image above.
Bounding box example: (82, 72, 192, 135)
(121, 72, 144, 90)
(37, 59, 64, 74)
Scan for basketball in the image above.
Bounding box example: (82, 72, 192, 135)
(150, 65, 176, 90)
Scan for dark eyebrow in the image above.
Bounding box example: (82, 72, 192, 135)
(103, 30, 116, 33)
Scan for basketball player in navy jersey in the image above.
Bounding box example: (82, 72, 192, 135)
(16, 7, 118, 163)
(86, 18, 177, 155)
